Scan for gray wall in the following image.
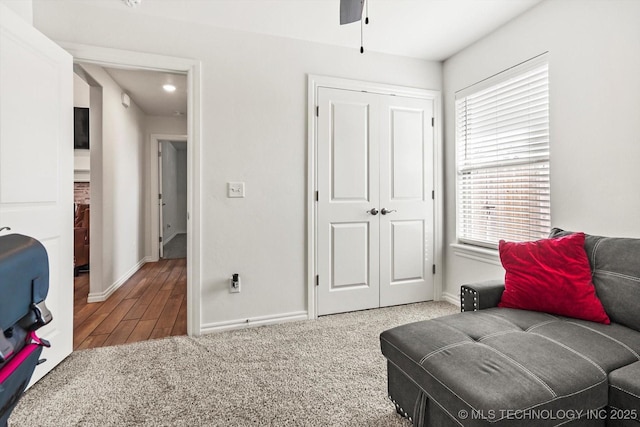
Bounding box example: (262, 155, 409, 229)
(161, 140, 187, 244)
(0, 0, 32, 23)
(33, 0, 442, 329)
(442, 0, 640, 301)
(79, 63, 147, 300)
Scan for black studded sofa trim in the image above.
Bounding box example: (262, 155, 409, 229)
(460, 280, 504, 313)
(380, 229, 640, 426)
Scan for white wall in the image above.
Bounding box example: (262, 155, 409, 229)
(146, 115, 187, 136)
(442, 0, 640, 301)
(89, 84, 104, 298)
(79, 63, 148, 300)
(161, 140, 178, 242)
(73, 72, 89, 106)
(161, 140, 187, 243)
(176, 146, 187, 234)
(0, 0, 32, 24)
(73, 72, 90, 181)
(33, 0, 442, 329)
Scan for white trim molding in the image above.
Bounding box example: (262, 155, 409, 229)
(441, 291, 461, 308)
(87, 257, 150, 302)
(307, 74, 444, 318)
(59, 42, 203, 336)
(450, 243, 502, 267)
(200, 311, 308, 334)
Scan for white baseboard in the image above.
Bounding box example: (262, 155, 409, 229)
(200, 310, 308, 334)
(441, 291, 461, 308)
(87, 257, 149, 302)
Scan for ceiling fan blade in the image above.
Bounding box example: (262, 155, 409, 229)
(340, 0, 363, 25)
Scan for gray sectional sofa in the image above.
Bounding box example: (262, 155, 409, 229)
(380, 229, 640, 426)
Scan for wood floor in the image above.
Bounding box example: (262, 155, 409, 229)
(74, 258, 187, 350)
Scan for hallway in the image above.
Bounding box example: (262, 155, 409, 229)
(73, 258, 187, 350)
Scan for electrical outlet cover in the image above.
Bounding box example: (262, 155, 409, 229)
(228, 182, 245, 198)
(230, 276, 241, 293)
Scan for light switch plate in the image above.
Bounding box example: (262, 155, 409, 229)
(228, 182, 245, 198)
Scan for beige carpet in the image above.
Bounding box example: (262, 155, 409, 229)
(11, 301, 457, 426)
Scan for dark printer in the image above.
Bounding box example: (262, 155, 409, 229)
(0, 234, 53, 427)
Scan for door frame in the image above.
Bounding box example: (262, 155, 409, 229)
(159, 140, 164, 259)
(307, 74, 443, 319)
(151, 134, 188, 260)
(60, 42, 202, 336)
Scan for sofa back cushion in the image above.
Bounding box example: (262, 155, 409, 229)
(550, 228, 640, 332)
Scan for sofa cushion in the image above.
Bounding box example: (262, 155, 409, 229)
(526, 316, 640, 373)
(381, 308, 640, 425)
(498, 233, 610, 324)
(549, 228, 640, 332)
(609, 361, 640, 424)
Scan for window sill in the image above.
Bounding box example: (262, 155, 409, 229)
(450, 243, 502, 267)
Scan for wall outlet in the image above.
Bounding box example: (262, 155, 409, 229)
(230, 273, 241, 293)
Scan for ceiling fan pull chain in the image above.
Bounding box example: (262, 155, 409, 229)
(365, 0, 369, 24)
(360, 0, 365, 53)
(360, 13, 364, 53)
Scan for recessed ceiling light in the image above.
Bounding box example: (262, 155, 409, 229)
(163, 84, 176, 93)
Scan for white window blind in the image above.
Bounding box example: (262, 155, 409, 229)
(456, 57, 550, 248)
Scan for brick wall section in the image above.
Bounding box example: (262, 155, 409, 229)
(74, 182, 90, 205)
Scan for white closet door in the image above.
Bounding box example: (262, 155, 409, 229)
(316, 87, 435, 315)
(379, 96, 434, 307)
(0, 4, 74, 383)
(316, 87, 380, 316)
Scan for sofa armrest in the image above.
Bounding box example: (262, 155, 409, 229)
(460, 280, 505, 312)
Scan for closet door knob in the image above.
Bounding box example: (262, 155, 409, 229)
(366, 208, 379, 216)
(380, 208, 396, 215)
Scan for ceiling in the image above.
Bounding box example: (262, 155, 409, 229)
(103, 67, 187, 117)
(107, 0, 543, 60)
(90, 0, 543, 117)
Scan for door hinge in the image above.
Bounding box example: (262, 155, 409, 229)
(315, 275, 319, 287)
(432, 264, 436, 274)
(316, 106, 319, 117)
(159, 193, 162, 200)
(315, 190, 319, 201)
(431, 117, 434, 127)
(431, 190, 434, 200)
(159, 236, 163, 243)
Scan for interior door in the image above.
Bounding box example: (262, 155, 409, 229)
(316, 88, 380, 316)
(316, 87, 434, 315)
(379, 96, 434, 306)
(0, 5, 74, 382)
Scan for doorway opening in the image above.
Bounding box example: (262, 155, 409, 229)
(72, 64, 188, 349)
(66, 44, 201, 348)
(159, 139, 188, 260)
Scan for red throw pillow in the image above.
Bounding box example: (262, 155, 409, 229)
(498, 233, 610, 324)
